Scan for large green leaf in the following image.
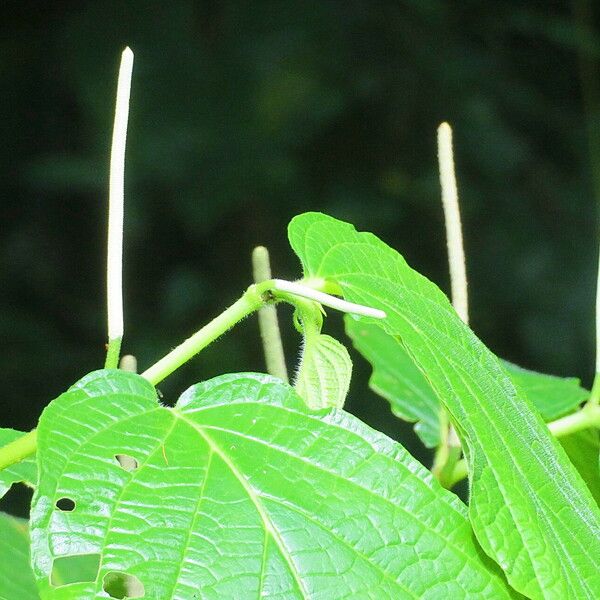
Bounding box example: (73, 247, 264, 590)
(345, 322, 590, 449)
(289, 212, 600, 599)
(0, 428, 37, 498)
(0, 512, 38, 600)
(30, 369, 517, 599)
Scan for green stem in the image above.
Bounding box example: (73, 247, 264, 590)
(252, 247, 289, 383)
(0, 277, 394, 472)
(141, 283, 268, 385)
(548, 403, 600, 436)
(448, 403, 600, 487)
(589, 373, 600, 407)
(104, 336, 123, 369)
(0, 430, 37, 472)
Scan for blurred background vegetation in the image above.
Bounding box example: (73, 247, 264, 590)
(2, 1, 600, 511)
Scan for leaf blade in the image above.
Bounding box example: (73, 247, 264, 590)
(290, 212, 600, 598)
(30, 369, 517, 599)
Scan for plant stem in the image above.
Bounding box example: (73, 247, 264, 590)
(433, 122, 466, 485)
(252, 247, 288, 383)
(437, 122, 469, 325)
(589, 373, 600, 407)
(274, 279, 386, 319)
(548, 403, 600, 436)
(104, 336, 123, 369)
(0, 430, 37, 472)
(447, 403, 600, 487)
(141, 284, 267, 386)
(106, 47, 133, 367)
(0, 278, 392, 471)
(589, 239, 600, 406)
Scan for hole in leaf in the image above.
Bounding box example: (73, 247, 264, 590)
(103, 571, 145, 598)
(0, 482, 33, 518)
(50, 553, 100, 586)
(115, 454, 139, 471)
(55, 497, 75, 511)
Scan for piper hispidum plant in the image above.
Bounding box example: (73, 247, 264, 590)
(1, 49, 599, 600)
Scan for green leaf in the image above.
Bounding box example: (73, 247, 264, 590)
(289, 212, 600, 599)
(30, 369, 517, 599)
(345, 323, 590, 449)
(0, 512, 38, 600)
(345, 320, 440, 447)
(560, 429, 600, 505)
(295, 333, 352, 409)
(501, 361, 589, 420)
(0, 428, 37, 498)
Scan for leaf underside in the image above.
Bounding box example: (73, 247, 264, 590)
(30, 369, 516, 599)
(289, 212, 600, 599)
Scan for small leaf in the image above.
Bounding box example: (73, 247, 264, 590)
(0, 512, 39, 599)
(295, 333, 352, 409)
(289, 212, 600, 598)
(30, 369, 517, 599)
(0, 428, 37, 498)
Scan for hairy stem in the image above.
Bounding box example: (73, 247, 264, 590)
(0, 430, 37, 472)
(141, 284, 268, 385)
(0, 278, 386, 470)
(252, 247, 288, 383)
(432, 122, 467, 485)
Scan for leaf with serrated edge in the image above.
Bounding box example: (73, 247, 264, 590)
(0, 512, 39, 600)
(0, 428, 37, 498)
(295, 334, 352, 409)
(30, 369, 517, 599)
(346, 322, 590, 448)
(502, 361, 589, 420)
(289, 212, 600, 599)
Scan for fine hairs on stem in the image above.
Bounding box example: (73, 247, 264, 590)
(105, 47, 134, 369)
(432, 122, 466, 485)
(437, 122, 469, 325)
(252, 247, 289, 383)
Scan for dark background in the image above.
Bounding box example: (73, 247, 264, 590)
(2, 1, 600, 512)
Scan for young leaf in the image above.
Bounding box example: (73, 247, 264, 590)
(0, 512, 39, 599)
(0, 428, 37, 498)
(30, 369, 517, 599)
(289, 212, 600, 599)
(295, 333, 352, 409)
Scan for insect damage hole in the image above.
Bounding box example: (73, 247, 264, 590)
(115, 454, 139, 471)
(50, 553, 100, 586)
(103, 571, 145, 598)
(55, 497, 75, 511)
